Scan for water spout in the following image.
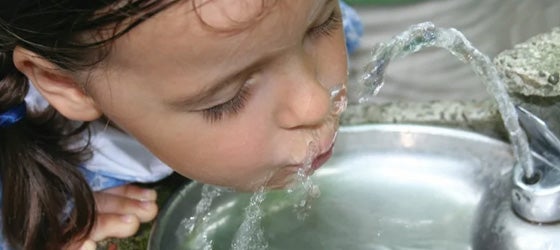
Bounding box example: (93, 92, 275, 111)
(512, 106, 560, 223)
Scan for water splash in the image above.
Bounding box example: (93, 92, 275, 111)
(176, 185, 226, 249)
(286, 141, 321, 220)
(230, 139, 323, 249)
(229, 82, 346, 248)
(357, 22, 536, 178)
(286, 83, 346, 220)
(330, 83, 348, 116)
(231, 187, 269, 250)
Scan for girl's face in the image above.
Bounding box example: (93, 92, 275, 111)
(86, 0, 347, 191)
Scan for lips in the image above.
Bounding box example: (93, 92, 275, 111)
(289, 120, 340, 175)
(307, 127, 339, 172)
(311, 142, 335, 171)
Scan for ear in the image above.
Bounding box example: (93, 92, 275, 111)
(12, 46, 103, 121)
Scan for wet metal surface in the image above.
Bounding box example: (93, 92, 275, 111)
(150, 124, 560, 250)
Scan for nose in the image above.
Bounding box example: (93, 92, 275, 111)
(274, 54, 332, 129)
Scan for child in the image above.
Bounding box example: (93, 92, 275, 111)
(0, 0, 360, 249)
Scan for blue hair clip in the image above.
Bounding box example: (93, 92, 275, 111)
(0, 102, 27, 128)
(340, 1, 363, 55)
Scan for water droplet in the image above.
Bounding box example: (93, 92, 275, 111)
(330, 83, 348, 115)
(548, 72, 559, 85)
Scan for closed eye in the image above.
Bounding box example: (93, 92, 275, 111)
(307, 9, 342, 39)
(201, 85, 252, 123)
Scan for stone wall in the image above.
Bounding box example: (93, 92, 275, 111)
(494, 27, 560, 135)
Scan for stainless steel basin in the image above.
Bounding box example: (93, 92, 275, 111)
(149, 124, 560, 250)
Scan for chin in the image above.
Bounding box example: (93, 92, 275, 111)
(250, 168, 299, 191)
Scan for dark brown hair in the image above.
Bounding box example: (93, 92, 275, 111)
(0, 0, 277, 248)
(0, 1, 176, 249)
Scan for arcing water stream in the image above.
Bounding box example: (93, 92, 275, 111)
(356, 22, 537, 179)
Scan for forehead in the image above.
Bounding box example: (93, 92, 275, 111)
(113, 0, 322, 43)
(192, 0, 328, 28)
(194, 0, 275, 29)
(95, 0, 328, 92)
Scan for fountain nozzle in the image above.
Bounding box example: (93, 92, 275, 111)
(512, 106, 560, 223)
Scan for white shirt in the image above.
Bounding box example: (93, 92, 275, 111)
(25, 85, 173, 183)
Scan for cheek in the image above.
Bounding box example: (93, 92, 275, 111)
(316, 31, 349, 85)
(209, 124, 270, 163)
(164, 116, 277, 181)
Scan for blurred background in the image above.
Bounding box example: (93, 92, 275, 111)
(345, 0, 560, 104)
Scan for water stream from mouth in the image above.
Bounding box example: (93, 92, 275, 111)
(355, 21, 537, 178)
(285, 141, 321, 221)
(230, 84, 347, 249)
(230, 186, 269, 250)
(229, 144, 321, 250)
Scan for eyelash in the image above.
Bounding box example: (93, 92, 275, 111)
(202, 86, 252, 123)
(201, 10, 341, 123)
(308, 10, 342, 38)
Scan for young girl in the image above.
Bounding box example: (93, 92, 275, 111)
(0, 0, 357, 249)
